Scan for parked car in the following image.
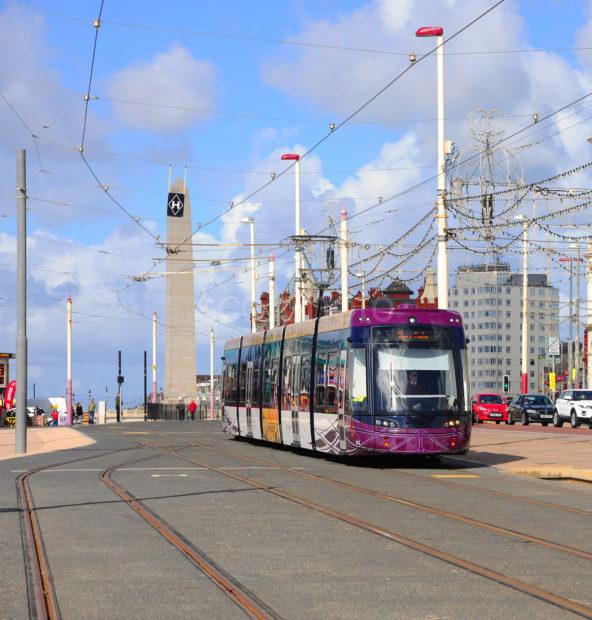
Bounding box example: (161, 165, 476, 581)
(507, 394, 554, 426)
(553, 389, 592, 428)
(472, 393, 509, 424)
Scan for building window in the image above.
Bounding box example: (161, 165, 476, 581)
(506, 311, 511, 318)
(506, 346, 511, 352)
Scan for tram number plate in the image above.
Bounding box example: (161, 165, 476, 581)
(489, 413, 502, 417)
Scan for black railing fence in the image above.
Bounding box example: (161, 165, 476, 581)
(146, 403, 220, 421)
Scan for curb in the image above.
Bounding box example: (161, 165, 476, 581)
(506, 466, 592, 483)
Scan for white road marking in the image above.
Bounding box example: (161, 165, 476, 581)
(219, 466, 305, 470)
(152, 474, 188, 477)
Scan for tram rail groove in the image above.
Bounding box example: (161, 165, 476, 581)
(16, 444, 144, 620)
(100, 457, 281, 620)
(182, 439, 592, 561)
(142, 439, 592, 618)
(147, 433, 592, 562)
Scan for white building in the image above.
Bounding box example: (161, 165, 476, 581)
(450, 263, 559, 397)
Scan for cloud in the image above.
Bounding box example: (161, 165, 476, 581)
(107, 45, 217, 132)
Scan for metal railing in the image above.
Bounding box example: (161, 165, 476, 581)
(146, 403, 220, 421)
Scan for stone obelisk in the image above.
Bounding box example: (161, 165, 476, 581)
(164, 178, 197, 402)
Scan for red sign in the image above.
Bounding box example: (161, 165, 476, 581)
(5, 380, 16, 409)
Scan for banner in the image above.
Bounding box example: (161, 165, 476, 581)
(5, 380, 16, 409)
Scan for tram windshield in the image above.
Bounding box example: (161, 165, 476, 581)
(372, 325, 462, 416)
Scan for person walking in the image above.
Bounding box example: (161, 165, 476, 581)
(75, 402, 83, 424)
(88, 398, 96, 424)
(188, 399, 197, 421)
(51, 408, 58, 427)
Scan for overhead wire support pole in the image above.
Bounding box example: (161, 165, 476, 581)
(66, 295, 73, 426)
(515, 215, 529, 394)
(16, 149, 27, 454)
(586, 242, 592, 389)
(281, 153, 302, 323)
(210, 329, 215, 420)
(152, 311, 157, 402)
(269, 254, 276, 329)
(340, 208, 349, 312)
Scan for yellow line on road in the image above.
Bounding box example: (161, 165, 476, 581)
(432, 474, 480, 478)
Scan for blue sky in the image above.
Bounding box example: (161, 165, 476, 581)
(1, 0, 591, 404)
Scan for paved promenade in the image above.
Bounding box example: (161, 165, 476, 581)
(0, 427, 95, 461)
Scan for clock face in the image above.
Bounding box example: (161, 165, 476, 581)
(167, 192, 185, 217)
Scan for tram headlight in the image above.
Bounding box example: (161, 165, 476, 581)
(375, 418, 398, 429)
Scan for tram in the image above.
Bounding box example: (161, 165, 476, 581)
(222, 306, 471, 456)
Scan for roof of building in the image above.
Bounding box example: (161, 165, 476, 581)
(384, 278, 413, 294)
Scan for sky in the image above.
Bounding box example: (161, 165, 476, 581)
(1, 0, 592, 405)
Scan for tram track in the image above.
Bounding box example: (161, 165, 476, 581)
(16, 444, 143, 620)
(138, 437, 592, 618)
(100, 455, 280, 620)
(17, 438, 279, 620)
(176, 438, 592, 561)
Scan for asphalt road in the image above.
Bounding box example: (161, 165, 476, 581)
(2, 422, 592, 619)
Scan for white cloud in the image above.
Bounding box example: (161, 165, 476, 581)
(107, 45, 217, 132)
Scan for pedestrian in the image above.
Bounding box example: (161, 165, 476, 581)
(51, 408, 58, 427)
(88, 398, 96, 424)
(177, 398, 185, 421)
(188, 399, 197, 421)
(75, 402, 83, 424)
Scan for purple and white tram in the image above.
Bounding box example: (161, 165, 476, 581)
(222, 306, 471, 456)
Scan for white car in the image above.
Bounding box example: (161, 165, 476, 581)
(554, 389, 592, 428)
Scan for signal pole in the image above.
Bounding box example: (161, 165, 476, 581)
(143, 350, 147, 419)
(16, 149, 27, 453)
(117, 350, 122, 423)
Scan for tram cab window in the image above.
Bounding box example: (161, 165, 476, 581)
(349, 348, 368, 415)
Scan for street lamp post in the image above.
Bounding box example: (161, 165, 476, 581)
(240, 217, 257, 333)
(515, 215, 529, 394)
(416, 25, 448, 309)
(281, 153, 302, 322)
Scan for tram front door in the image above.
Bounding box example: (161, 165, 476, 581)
(245, 362, 254, 437)
(337, 350, 347, 453)
(291, 355, 301, 447)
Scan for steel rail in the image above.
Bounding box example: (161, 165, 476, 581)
(99, 458, 280, 620)
(142, 438, 592, 618)
(171, 438, 592, 562)
(16, 444, 144, 620)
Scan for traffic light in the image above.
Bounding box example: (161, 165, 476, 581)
(503, 375, 510, 393)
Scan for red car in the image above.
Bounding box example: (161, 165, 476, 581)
(472, 393, 509, 424)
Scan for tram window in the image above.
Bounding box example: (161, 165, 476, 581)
(315, 352, 327, 412)
(252, 361, 260, 405)
(239, 363, 247, 407)
(270, 358, 279, 407)
(282, 357, 292, 410)
(224, 363, 238, 406)
(349, 348, 368, 415)
(263, 359, 272, 407)
(326, 351, 338, 413)
(300, 355, 311, 410)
